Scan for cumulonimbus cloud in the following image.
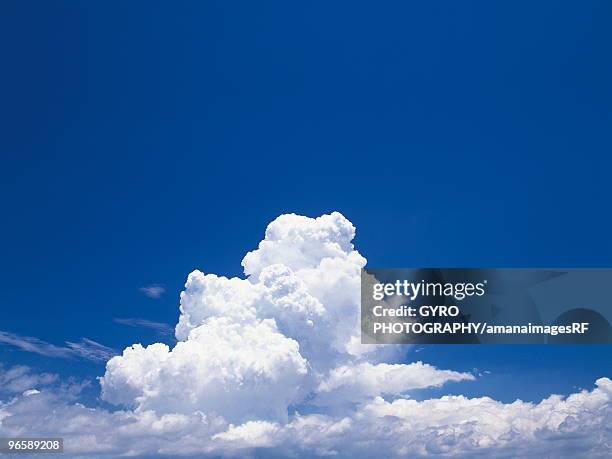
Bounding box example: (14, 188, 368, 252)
(0, 212, 609, 458)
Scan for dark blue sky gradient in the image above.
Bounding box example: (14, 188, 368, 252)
(1, 1, 611, 403)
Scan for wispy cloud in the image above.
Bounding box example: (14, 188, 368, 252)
(139, 284, 165, 299)
(65, 338, 117, 362)
(0, 364, 58, 394)
(0, 330, 116, 363)
(114, 318, 173, 336)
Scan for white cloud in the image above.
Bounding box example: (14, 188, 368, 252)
(101, 317, 308, 423)
(314, 361, 474, 405)
(140, 285, 166, 299)
(0, 212, 609, 457)
(212, 420, 281, 448)
(241, 212, 363, 278)
(101, 211, 393, 424)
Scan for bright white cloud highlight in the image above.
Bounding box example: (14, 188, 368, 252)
(314, 361, 475, 405)
(102, 317, 307, 423)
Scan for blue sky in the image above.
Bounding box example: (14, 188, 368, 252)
(1, 0, 611, 413)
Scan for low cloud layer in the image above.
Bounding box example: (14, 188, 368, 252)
(0, 213, 609, 457)
(1, 371, 609, 458)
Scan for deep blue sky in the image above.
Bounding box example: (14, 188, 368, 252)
(1, 1, 611, 403)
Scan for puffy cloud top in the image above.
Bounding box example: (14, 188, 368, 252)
(242, 212, 361, 278)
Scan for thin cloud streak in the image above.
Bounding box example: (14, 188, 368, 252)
(139, 285, 165, 299)
(65, 338, 117, 362)
(114, 318, 173, 336)
(0, 330, 116, 363)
